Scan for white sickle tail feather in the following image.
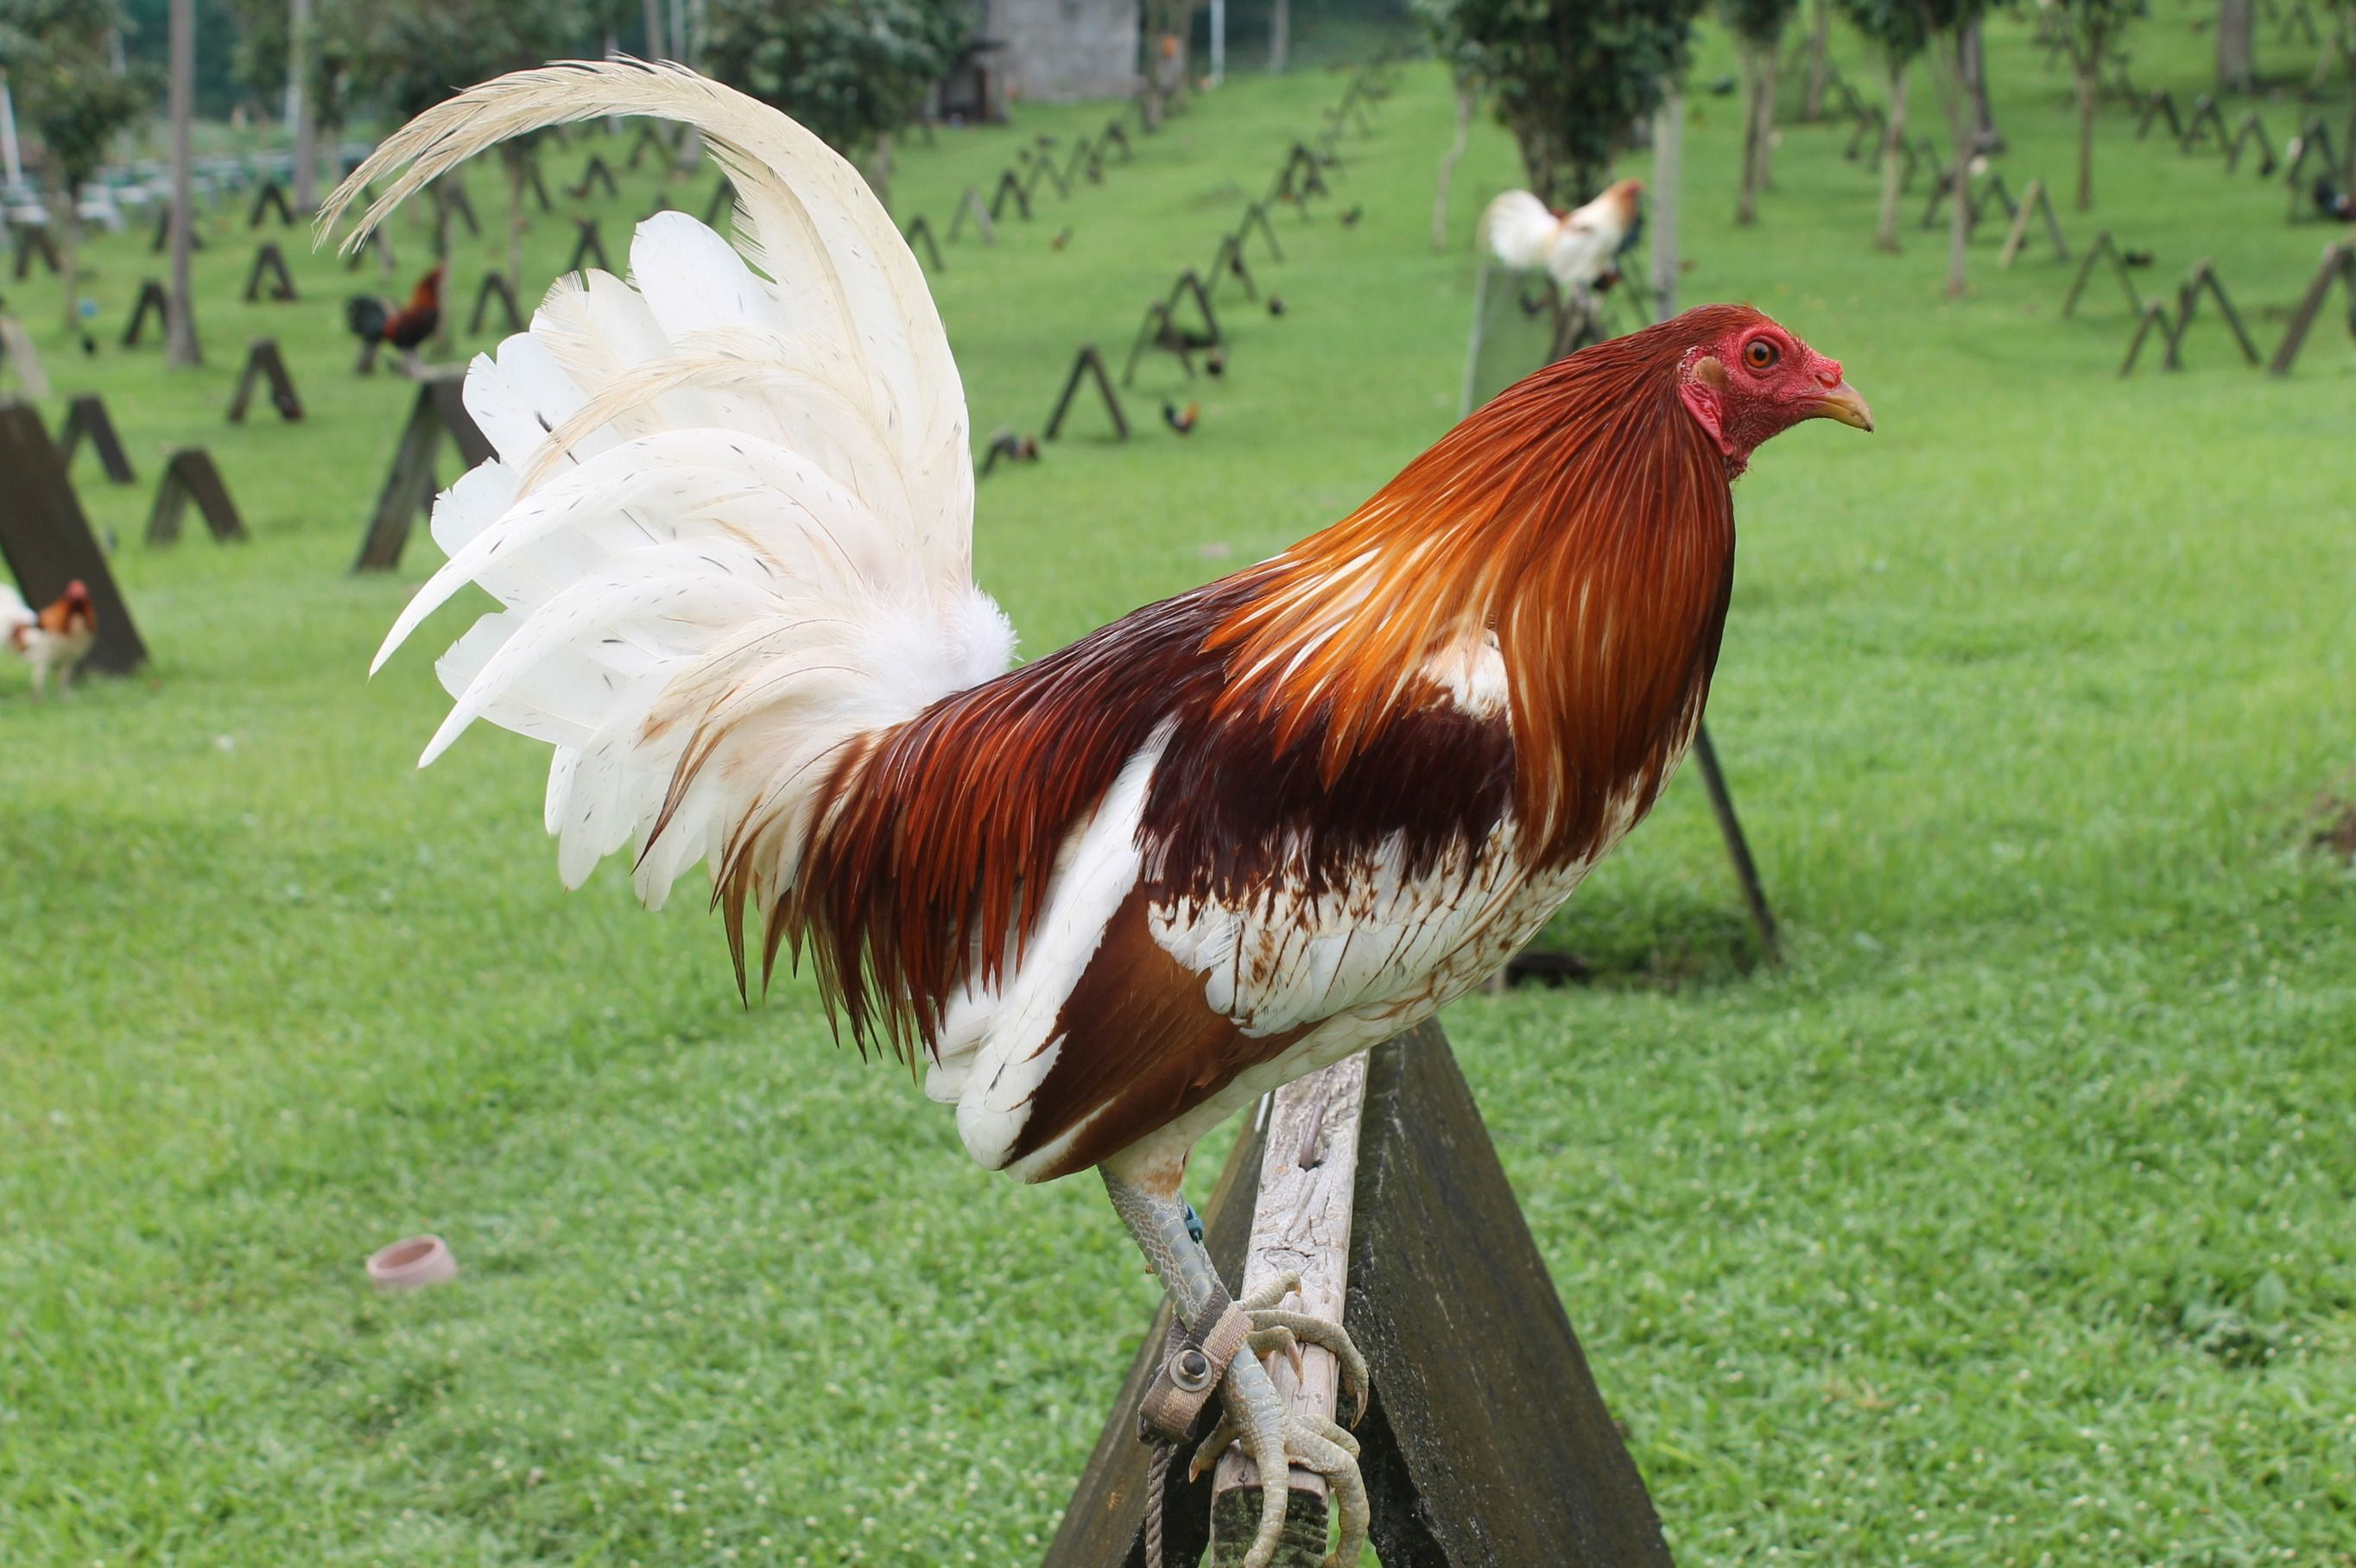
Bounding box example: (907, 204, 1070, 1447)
(325, 60, 1013, 920)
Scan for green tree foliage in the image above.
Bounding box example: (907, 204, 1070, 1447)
(225, 0, 360, 137)
(1414, 0, 1707, 205)
(337, 0, 588, 122)
(336, 0, 589, 300)
(701, 0, 965, 165)
(2051, 0, 2144, 210)
(0, 0, 157, 328)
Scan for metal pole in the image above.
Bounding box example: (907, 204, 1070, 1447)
(1209, 0, 1226, 86)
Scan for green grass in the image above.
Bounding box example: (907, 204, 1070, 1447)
(4, 3, 2354, 1563)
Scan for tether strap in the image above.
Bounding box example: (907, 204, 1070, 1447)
(1137, 1282, 1250, 1445)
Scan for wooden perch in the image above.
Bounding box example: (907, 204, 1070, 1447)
(570, 153, 619, 200)
(903, 214, 944, 273)
(989, 168, 1033, 223)
(146, 448, 246, 545)
(10, 223, 59, 280)
(121, 280, 174, 348)
(470, 272, 523, 335)
(1044, 345, 1129, 441)
(248, 179, 296, 229)
(0, 402, 147, 673)
(1207, 1056, 1369, 1563)
(57, 394, 134, 484)
(227, 339, 304, 424)
(567, 218, 611, 275)
(2266, 241, 2356, 375)
(1998, 177, 2070, 269)
(244, 241, 299, 302)
(354, 370, 497, 572)
(2063, 231, 2144, 317)
(1042, 1024, 1674, 1568)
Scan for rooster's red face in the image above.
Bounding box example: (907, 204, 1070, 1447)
(1677, 312, 1872, 471)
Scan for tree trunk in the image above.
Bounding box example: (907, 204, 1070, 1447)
(2217, 0, 2255, 92)
(166, 0, 200, 368)
(1737, 41, 1763, 224)
(1650, 87, 1682, 318)
(1269, 0, 1289, 73)
(502, 144, 528, 298)
(54, 195, 79, 335)
(1874, 64, 1906, 252)
(1432, 82, 1473, 251)
(1938, 36, 1971, 299)
(866, 129, 892, 214)
(1961, 17, 2002, 153)
(288, 0, 317, 209)
(643, 0, 662, 56)
(1759, 40, 1781, 189)
(2343, 14, 2356, 185)
(1802, 0, 1830, 122)
(2073, 62, 2097, 211)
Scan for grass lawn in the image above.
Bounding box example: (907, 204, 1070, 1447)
(3, 3, 2353, 1564)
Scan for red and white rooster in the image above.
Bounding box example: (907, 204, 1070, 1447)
(328, 62, 1869, 1568)
(3, 579, 98, 699)
(1482, 177, 1644, 301)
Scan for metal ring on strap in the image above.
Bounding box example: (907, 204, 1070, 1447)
(1137, 1282, 1251, 1445)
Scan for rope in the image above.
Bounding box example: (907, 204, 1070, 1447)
(1144, 1438, 1175, 1568)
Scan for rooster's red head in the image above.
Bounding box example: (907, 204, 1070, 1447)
(62, 579, 92, 610)
(1677, 308, 1872, 474)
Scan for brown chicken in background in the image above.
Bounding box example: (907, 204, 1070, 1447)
(345, 265, 445, 370)
(3, 579, 98, 699)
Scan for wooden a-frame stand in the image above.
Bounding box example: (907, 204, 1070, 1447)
(2063, 231, 2144, 317)
(0, 401, 147, 673)
(1045, 345, 1130, 440)
(244, 241, 299, 302)
(353, 370, 497, 571)
(146, 449, 247, 544)
(227, 339, 304, 423)
(57, 393, 136, 483)
(2266, 241, 2356, 376)
(1043, 1024, 1673, 1568)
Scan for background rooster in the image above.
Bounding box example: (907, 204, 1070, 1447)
(1481, 178, 1644, 301)
(345, 265, 444, 370)
(3, 579, 98, 699)
(329, 60, 1868, 1568)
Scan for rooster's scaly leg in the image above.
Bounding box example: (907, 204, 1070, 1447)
(1102, 1167, 1368, 1568)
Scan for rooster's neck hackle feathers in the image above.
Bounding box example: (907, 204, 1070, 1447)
(1211, 307, 1751, 867)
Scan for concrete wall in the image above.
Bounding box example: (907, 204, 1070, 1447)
(985, 0, 1140, 108)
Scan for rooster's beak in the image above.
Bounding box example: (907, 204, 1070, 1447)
(1810, 383, 1874, 433)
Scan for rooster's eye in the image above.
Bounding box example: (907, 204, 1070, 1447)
(1744, 339, 1779, 371)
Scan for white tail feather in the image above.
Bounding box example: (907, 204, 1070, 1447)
(332, 60, 1013, 907)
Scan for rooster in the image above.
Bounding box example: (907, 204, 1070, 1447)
(3, 579, 98, 699)
(1482, 178, 1644, 301)
(327, 61, 1871, 1568)
(345, 264, 444, 370)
